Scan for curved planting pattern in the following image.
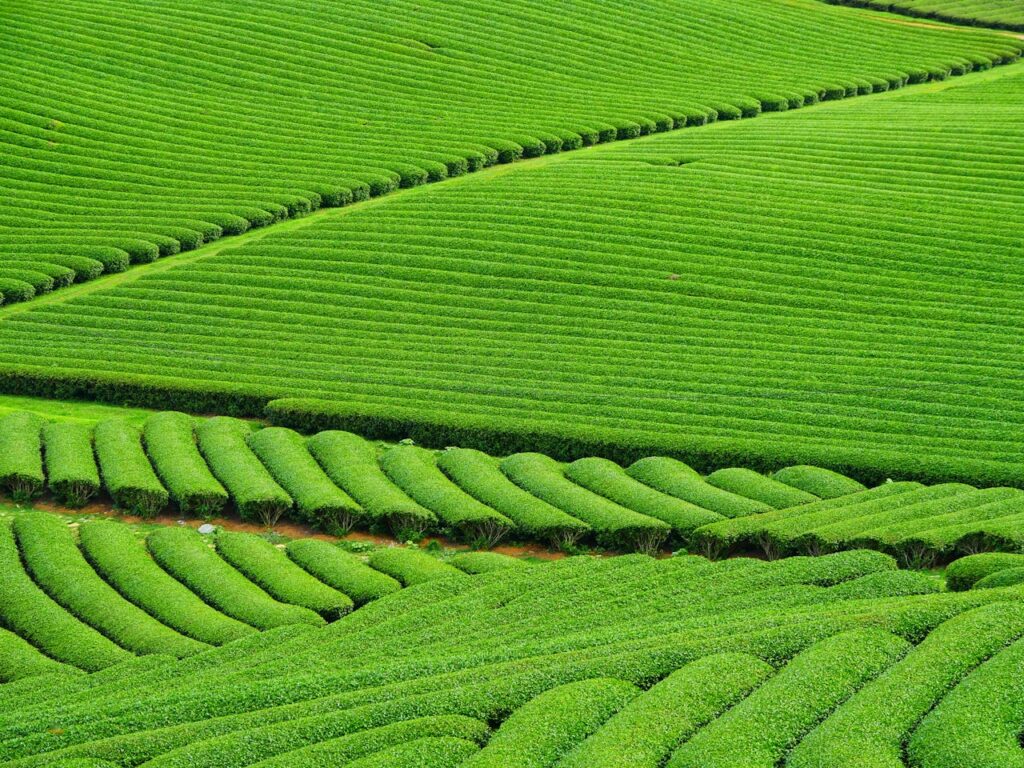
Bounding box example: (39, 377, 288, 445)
(823, 0, 1024, 31)
(285, 538, 402, 606)
(42, 421, 100, 507)
(143, 411, 228, 517)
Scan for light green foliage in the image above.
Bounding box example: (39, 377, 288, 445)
(286, 538, 401, 605)
(368, 546, 467, 586)
(0, 411, 45, 501)
(462, 678, 640, 768)
(147, 526, 325, 629)
(448, 551, 530, 575)
(93, 419, 169, 517)
(945, 552, 1024, 590)
(823, 0, 1024, 30)
(342, 737, 480, 768)
(772, 465, 867, 499)
(627, 458, 772, 518)
(705, 468, 820, 509)
(144, 412, 228, 517)
(215, 531, 353, 619)
(79, 520, 254, 645)
(972, 566, 1024, 589)
(43, 421, 100, 507)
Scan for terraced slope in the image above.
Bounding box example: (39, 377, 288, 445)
(5, 62, 1021, 487)
(0, 0, 1016, 305)
(0, 513, 417, 677)
(3, 549, 1024, 765)
(824, 0, 1024, 31)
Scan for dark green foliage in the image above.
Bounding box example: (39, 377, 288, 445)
(93, 419, 169, 517)
(79, 521, 254, 645)
(627, 457, 772, 518)
(667, 629, 911, 767)
(215, 531, 353, 620)
(196, 417, 292, 527)
(501, 453, 670, 553)
(771, 465, 867, 499)
(437, 447, 589, 548)
(146, 526, 324, 629)
(381, 445, 513, 547)
(286, 538, 401, 605)
(306, 430, 435, 536)
(0, 520, 129, 672)
(945, 552, 1024, 591)
(462, 678, 639, 767)
(558, 654, 773, 768)
(448, 551, 530, 575)
(43, 421, 100, 507)
(0, 411, 45, 501)
(248, 427, 363, 532)
(566, 457, 723, 538)
(144, 412, 228, 517)
(368, 547, 467, 586)
(14, 514, 206, 658)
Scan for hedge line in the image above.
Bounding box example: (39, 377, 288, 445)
(248, 427, 363, 532)
(437, 447, 589, 548)
(500, 453, 670, 553)
(197, 417, 292, 526)
(13, 514, 206, 658)
(626, 457, 772, 519)
(43, 421, 100, 507)
(93, 419, 168, 517)
(367, 547, 467, 586)
(144, 411, 228, 517)
(285, 539, 401, 605)
(215, 531, 353, 620)
(705, 468, 820, 509)
(381, 446, 512, 547)
(448, 551, 529, 575)
(78, 520, 254, 645)
(147, 526, 324, 630)
(0, 627, 72, 683)
(0, 411, 45, 501)
(558, 653, 773, 768)
(0, 520, 129, 672)
(306, 430, 435, 536)
(342, 737, 480, 768)
(771, 464, 866, 500)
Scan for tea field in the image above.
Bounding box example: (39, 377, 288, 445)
(3, 0, 1024, 763)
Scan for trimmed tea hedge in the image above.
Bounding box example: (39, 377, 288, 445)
(286, 538, 401, 605)
(0, 411, 45, 501)
(93, 419, 169, 517)
(368, 547, 467, 586)
(144, 412, 228, 517)
(43, 421, 100, 507)
(945, 552, 1024, 591)
(215, 531, 353, 620)
(627, 458, 772, 518)
(448, 551, 529, 575)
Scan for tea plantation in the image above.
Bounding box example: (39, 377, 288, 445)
(2, 0, 1024, 763)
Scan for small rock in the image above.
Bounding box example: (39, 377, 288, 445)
(198, 523, 216, 534)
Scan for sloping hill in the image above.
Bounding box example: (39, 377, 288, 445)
(0, 0, 1018, 302)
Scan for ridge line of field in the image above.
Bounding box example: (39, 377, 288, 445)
(2, 55, 1022, 322)
(820, 0, 1024, 34)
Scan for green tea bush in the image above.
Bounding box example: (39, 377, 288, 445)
(437, 448, 589, 548)
(0, 411, 45, 501)
(565, 457, 723, 538)
(215, 531, 353, 619)
(705, 468, 820, 508)
(972, 566, 1024, 590)
(0, 627, 72, 683)
(286, 538, 401, 605)
(771, 465, 866, 499)
(667, 628, 910, 767)
(945, 552, 1024, 591)
(342, 736, 480, 768)
(144, 412, 228, 517)
(448, 551, 529, 575)
(462, 678, 639, 768)
(147, 526, 324, 629)
(307, 430, 435, 536)
(557, 653, 773, 768)
(501, 453, 670, 553)
(248, 427, 363, 532)
(0, 521, 129, 671)
(43, 421, 100, 507)
(196, 417, 292, 526)
(626, 458, 771, 518)
(381, 445, 512, 547)
(94, 419, 169, 517)
(79, 521, 253, 645)
(368, 547, 466, 586)
(14, 514, 205, 658)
